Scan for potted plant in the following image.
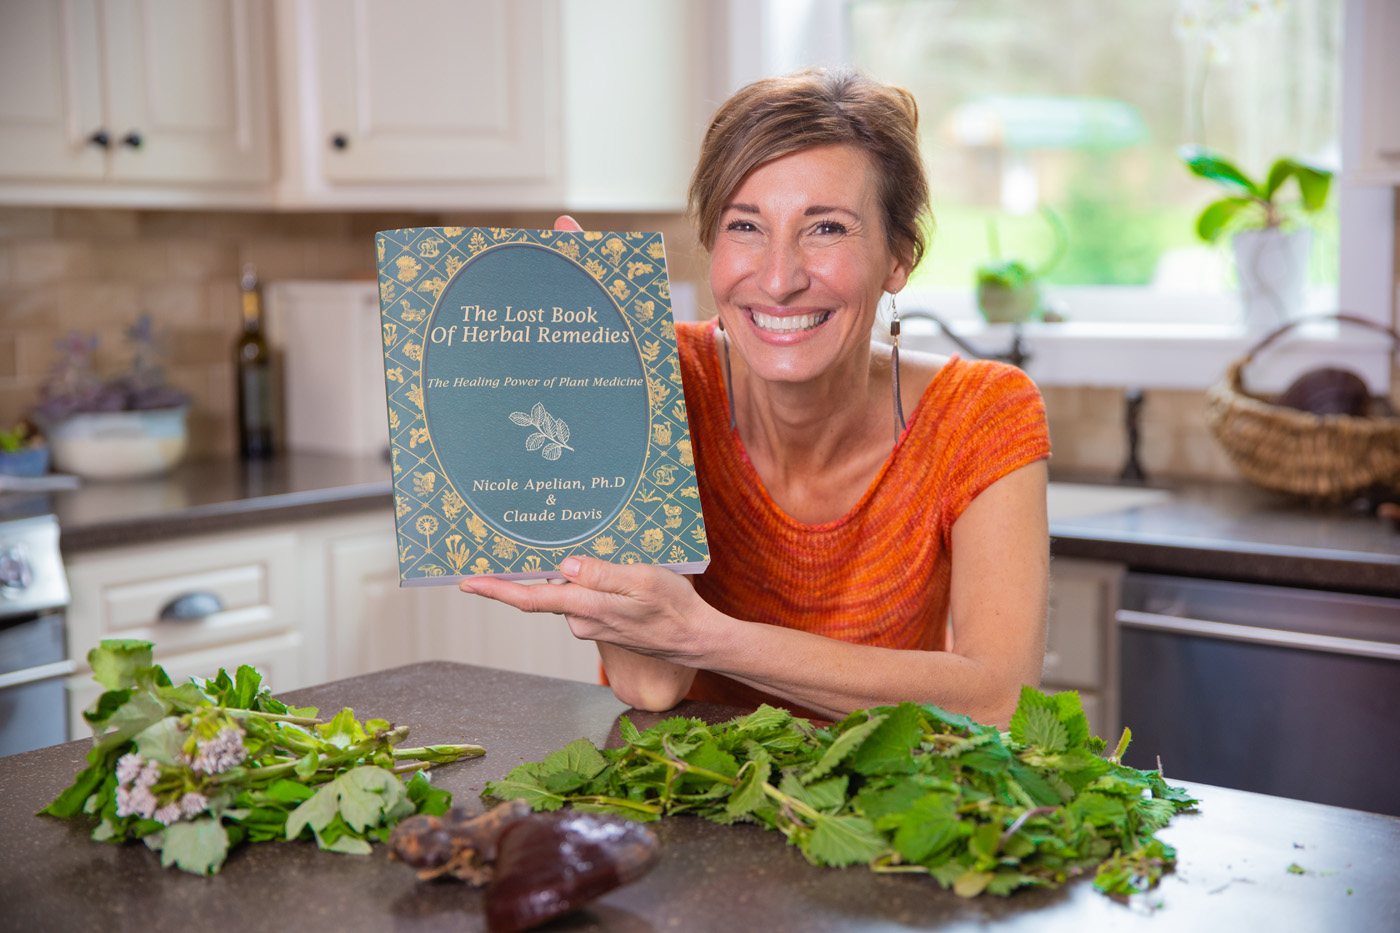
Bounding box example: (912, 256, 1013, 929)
(30, 316, 192, 480)
(1179, 145, 1333, 330)
(974, 207, 1067, 324)
(0, 420, 49, 477)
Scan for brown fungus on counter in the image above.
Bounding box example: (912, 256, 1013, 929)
(485, 810, 661, 933)
(388, 798, 533, 884)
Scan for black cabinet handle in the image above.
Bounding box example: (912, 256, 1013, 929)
(159, 590, 225, 622)
(88, 129, 110, 149)
(121, 131, 143, 149)
(330, 133, 349, 151)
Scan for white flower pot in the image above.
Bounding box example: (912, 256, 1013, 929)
(1232, 227, 1312, 332)
(45, 407, 188, 480)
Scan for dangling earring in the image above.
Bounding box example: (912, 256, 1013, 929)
(891, 295, 907, 438)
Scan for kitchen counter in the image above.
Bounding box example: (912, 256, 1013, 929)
(40, 452, 1400, 595)
(1, 661, 1396, 932)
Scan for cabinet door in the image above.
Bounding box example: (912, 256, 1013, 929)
(0, 0, 104, 181)
(1349, 0, 1400, 183)
(310, 0, 557, 184)
(100, 0, 274, 184)
(325, 527, 426, 680)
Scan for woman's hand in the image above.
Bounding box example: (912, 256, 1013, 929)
(554, 215, 583, 233)
(460, 556, 708, 709)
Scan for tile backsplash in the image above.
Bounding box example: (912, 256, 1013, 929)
(2, 205, 1387, 482)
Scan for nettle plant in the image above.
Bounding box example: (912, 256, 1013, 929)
(1179, 145, 1334, 243)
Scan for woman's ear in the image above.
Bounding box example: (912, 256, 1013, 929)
(882, 247, 913, 295)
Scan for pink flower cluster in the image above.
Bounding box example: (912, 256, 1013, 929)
(188, 726, 248, 775)
(113, 752, 212, 825)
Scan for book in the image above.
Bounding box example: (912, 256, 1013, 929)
(375, 226, 709, 585)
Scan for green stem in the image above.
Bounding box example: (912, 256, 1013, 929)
(391, 743, 485, 762)
(638, 745, 736, 787)
(567, 794, 662, 816)
(760, 781, 821, 824)
(224, 709, 324, 726)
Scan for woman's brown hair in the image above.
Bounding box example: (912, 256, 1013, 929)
(687, 67, 931, 271)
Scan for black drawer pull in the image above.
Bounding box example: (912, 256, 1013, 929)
(159, 591, 225, 622)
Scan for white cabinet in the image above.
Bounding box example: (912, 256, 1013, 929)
(0, 0, 275, 204)
(1043, 558, 1123, 743)
(1344, 0, 1400, 184)
(276, 0, 705, 210)
(311, 510, 600, 685)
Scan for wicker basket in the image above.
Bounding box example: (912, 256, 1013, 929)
(1205, 313, 1400, 501)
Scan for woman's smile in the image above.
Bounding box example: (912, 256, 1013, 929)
(709, 144, 909, 384)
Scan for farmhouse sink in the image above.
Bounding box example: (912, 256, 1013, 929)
(1045, 482, 1172, 522)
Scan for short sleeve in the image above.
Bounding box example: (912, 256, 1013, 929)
(939, 361, 1051, 531)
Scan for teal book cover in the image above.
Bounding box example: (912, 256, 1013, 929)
(375, 226, 709, 585)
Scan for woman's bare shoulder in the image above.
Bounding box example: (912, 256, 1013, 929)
(873, 342, 952, 404)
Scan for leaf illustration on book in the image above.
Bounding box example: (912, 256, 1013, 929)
(509, 402, 574, 460)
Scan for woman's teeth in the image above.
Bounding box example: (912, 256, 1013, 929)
(750, 310, 830, 333)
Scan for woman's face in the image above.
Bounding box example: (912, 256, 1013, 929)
(709, 144, 910, 387)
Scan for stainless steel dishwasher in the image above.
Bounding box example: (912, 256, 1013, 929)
(1117, 572, 1400, 817)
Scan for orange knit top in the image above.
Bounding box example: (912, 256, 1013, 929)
(677, 320, 1050, 716)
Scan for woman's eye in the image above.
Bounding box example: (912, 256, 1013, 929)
(813, 220, 848, 236)
(724, 219, 757, 233)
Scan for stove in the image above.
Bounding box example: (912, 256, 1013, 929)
(0, 510, 73, 757)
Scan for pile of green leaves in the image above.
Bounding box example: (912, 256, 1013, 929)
(41, 639, 483, 875)
(485, 687, 1196, 899)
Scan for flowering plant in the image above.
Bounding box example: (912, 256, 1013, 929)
(30, 316, 191, 424)
(40, 640, 484, 875)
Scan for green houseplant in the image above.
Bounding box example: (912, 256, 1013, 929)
(974, 207, 1067, 324)
(0, 420, 49, 477)
(30, 316, 191, 480)
(1179, 145, 1333, 330)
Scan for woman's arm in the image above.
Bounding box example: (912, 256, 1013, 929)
(462, 460, 1048, 725)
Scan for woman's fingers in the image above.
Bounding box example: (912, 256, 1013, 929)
(554, 215, 583, 232)
(460, 576, 577, 616)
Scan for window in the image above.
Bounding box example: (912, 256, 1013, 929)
(846, 0, 1340, 307)
(731, 0, 1393, 390)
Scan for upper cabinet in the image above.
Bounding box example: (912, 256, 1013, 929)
(1345, 0, 1400, 184)
(275, 0, 705, 211)
(0, 0, 275, 204)
(0, 0, 706, 210)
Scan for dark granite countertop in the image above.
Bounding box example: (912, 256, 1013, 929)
(24, 452, 1399, 595)
(46, 453, 395, 553)
(1, 661, 1396, 932)
(1048, 480, 1400, 596)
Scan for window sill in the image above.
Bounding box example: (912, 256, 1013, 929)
(898, 310, 1395, 393)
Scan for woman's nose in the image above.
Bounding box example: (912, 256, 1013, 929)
(756, 238, 809, 301)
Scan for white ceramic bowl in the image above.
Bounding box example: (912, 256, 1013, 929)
(46, 407, 188, 480)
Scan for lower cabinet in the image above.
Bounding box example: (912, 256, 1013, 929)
(62, 508, 602, 739)
(1043, 557, 1124, 743)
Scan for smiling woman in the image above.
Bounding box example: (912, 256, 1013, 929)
(461, 68, 1052, 728)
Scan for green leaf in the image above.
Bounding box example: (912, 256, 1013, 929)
(954, 870, 996, 898)
(1179, 145, 1261, 196)
(733, 704, 792, 736)
(83, 689, 133, 729)
(1291, 160, 1333, 211)
(406, 771, 452, 816)
(133, 716, 188, 766)
(285, 783, 340, 840)
(1052, 691, 1091, 749)
(318, 708, 366, 749)
(849, 702, 922, 775)
(1195, 197, 1254, 242)
(321, 834, 372, 855)
(1019, 707, 1068, 754)
(88, 640, 155, 691)
(893, 795, 964, 863)
(484, 763, 567, 811)
(264, 779, 315, 805)
(802, 713, 886, 784)
(154, 818, 230, 875)
(801, 813, 887, 867)
(231, 665, 263, 709)
(855, 778, 928, 823)
(726, 755, 772, 818)
(618, 715, 641, 745)
(39, 759, 111, 818)
(91, 691, 170, 755)
(542, 738, 609, 783)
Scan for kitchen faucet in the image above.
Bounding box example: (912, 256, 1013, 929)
(897, 310, 1031, 369)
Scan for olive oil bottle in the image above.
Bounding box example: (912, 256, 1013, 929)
(235, 264, 274, 458)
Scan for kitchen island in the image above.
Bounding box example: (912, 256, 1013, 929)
(2, 662, 1396, 932)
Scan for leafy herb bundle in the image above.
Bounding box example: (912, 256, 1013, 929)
(41, 640, 484, 875)
(485, 687, 1196, 898)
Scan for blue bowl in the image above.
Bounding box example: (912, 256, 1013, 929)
(0, 444, 51, 477)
